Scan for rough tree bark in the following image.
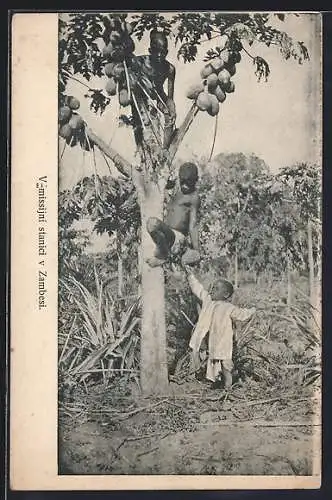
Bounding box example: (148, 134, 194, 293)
(138, 180, 169, 394)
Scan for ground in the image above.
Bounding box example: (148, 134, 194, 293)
(58, 276, 321, 476)
(59, 378, 320, 475)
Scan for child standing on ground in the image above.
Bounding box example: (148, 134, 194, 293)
(185, 267, 256, 389)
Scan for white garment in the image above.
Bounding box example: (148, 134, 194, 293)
(171, 228, 187, 255)
(188, 273, 255, 381)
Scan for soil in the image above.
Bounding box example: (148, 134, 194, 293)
(58, 379, 320, 476)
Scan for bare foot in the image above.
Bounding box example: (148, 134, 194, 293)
(146, 256, 167, 268)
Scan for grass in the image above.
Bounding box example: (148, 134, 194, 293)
(58, 269, 141, 392)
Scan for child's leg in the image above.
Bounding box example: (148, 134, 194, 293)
(222, 359, 233, 389)
(146, 217, 176, 266)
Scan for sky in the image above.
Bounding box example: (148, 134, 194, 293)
(59, 12, 322, 191)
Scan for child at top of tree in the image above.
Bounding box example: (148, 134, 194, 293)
(185, 266, 256, 389)
(146, 162, 201, 268)
(134, 29, 176, 148)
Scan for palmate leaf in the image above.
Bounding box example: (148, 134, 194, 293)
(224, 22, 255, 44)
(253, 56, 270, 82)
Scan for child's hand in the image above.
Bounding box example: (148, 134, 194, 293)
(249, 307, 256, 317)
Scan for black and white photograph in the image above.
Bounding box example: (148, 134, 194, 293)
(56, 12, 322, 478)
(11, 11, 323, 489)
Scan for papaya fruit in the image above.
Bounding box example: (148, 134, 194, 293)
(196, 91, 212, 112)
(225, 80, 235, 93)
(109, 17, 121, 31)
(207, 94, 219, 116)
(104, 62, 115, 77)
(110, 47, 125, 63)
(207, 73, 218, 91)
(59, 123, 73, 140)
(218, 34, 229, 51)
(186, 82, 205, 100)
(123, 36, 135, 54)
(200, 64, 214, 79)
(229, 51, 241, 64)
(68, 114, 84, 130)
(119, 88, 130, 107)
(226, 64, 236, 77)
(125, 22, 133, 35)
(110, 31, 122, 46)
(105, 77, 117, 96)
(67, 97, 80, 110)
(102, 42, 114, 59)
(112, 63, 125, 80)
(214, 85, 226, 103)
(59, 106, 72, 124)
(220, 49, 230, 64)
(210, 57, 224, 73)
(218, 68, 231, 87)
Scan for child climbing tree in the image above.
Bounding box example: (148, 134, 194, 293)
(58, 12, 310, 395)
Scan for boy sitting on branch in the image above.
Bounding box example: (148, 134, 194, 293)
(146, 162, 201, 268)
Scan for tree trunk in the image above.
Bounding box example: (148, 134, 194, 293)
(234, 246, 239, 289)
(139, 182, 169, 395)
(287, 253, 292, 307)
(308, 220, 315, 306)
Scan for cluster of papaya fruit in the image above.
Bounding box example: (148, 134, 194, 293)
(58, 96, 92, 150)
(187, 48, 241, 116)
(102, 15, 135, 108)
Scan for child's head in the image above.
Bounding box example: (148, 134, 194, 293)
(210, 278, 234, 301)
(179, 162, 198, 194)
(149, 30, 168, 64)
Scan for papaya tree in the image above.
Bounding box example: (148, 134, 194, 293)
(58, 12, 310, 394)
(277, 163, 322, 312)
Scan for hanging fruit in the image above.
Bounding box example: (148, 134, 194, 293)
(109, 30, 122, 46)
(219, 49, 230, 65)
(200, 63, 214, 79)
(186, 82, 205, 100)
(225, 80, 235, 93)
(214, 85, 226, 103)
(105, 77, 117, 96)
(67, 96, 80, 110)
(124, 22, 133, 35)
(68, 114, 84, 130)
(59, 106, 72, 124)
(104, 62, 115, 77)
(217, 68, 231, 88)
(59, 123, 73, 140)
(102, 42, 114, 59)
(207, 94, 219, 117)
(229, 51, 241, 64)
(196, 91, 212, 112)
(210, 57, 224, 73)
(207, 73, 218, 92)
(112, 63, 125, 80)
(119, 88, 131, 107)
(226, 64, 236, 77)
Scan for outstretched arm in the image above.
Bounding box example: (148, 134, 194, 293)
(185, 268, 210, 303)
(230, 306, 256, 322)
